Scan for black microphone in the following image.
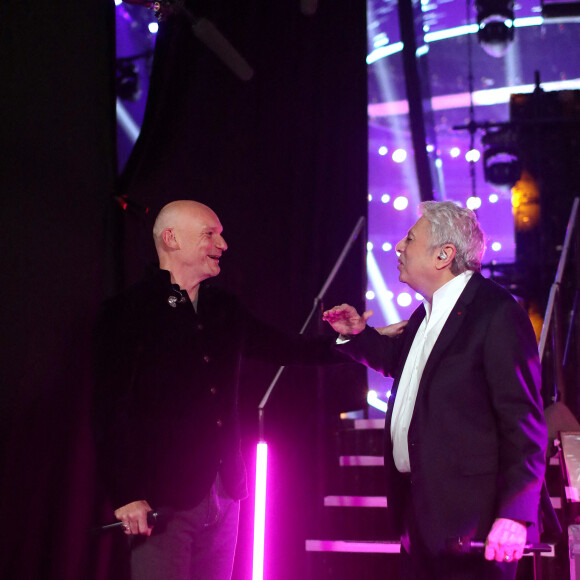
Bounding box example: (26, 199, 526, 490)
(92, 510, 164, 534)
(445, 537, 552, 555)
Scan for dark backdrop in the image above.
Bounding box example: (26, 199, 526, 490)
(0, 2, 116, 579)
(0, 1, 367, 578)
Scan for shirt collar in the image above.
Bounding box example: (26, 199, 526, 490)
(423, 270, 473, 322)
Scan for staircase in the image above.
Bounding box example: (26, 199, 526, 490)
(305, 413, 567, 580)
(305, 416, 401, 579)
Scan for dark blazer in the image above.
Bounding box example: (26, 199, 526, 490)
(338, 273, 547, 556)
(93, 267, 338, 511)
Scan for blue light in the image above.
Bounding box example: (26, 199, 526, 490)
(367, 42, 404, 65)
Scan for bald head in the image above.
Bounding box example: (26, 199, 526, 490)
(153, 200, 215, 250)
(153, 200, 228, 295)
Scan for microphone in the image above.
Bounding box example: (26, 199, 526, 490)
(92, 510, 165, 534)
(168, 288, 187, 307)
(445, 537, 552, 555)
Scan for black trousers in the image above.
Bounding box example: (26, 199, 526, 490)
(398, 474, 517, 580)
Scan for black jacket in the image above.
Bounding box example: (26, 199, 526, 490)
(338, 273, 547, 555)
(93, 268, 337, 510)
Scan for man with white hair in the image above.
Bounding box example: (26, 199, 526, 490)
(323, 201, 548, 580)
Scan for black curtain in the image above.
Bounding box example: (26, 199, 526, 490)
(0, 1, 367, 578)
(0, 2, 116, 579)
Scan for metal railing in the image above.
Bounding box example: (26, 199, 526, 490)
(539, 197, 580, 414)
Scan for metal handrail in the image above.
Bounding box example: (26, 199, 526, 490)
(539, 197, 580, 362)
(257, 216, 366, 440)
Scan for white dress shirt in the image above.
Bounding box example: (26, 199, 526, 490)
(390, 270, 473, 472)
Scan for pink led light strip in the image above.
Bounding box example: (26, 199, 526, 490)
(252, 442, 268, 580)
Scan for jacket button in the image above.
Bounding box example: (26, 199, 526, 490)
(216, 419, 223, 427)
(203, 355, 211, 363)
(197, 323, 204, 331)
(210, 387, 217, 395)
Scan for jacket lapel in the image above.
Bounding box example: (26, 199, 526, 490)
(418, 272, 483, 391)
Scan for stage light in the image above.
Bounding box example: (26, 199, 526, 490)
(116, 60, 141, 102)
(511, 169, 540, 231)
(466, 196, 482, 210)
(481, 126, 522, 188)
(382, 242, 392, 252)
(367, 390, 388, 413)
(381, 194, 391, 203)
(366, 290, 376, 300)
(368, 194, 373, 202)
(148, 22, 159, 34)
(465, 149, 481, 163)
(378, 146, 388, 155)
(483, 145, 521, 189)
(450, 147, 461, 158)
(367, 252, 401, 323)
(491, 241, 502, 251)
(116, 100, 141, 143)
(489, 193, 499, 203)
(475, 0, 515, 57)
(397, 292, 412, 307)
(367, 241, 374, 251)
(393, 196, 409, 211)
(252, 443, 268, 580)
(392, 148, 407, 163)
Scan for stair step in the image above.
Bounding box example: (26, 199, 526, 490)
(353, 418, 384, 430)
(306, 550, 401, 580)
(305, 540, 400, 553)
(306, 540, 556, 558)
(324, 495, 387, 508)
(324, 494, 562, 510)
(339, 455, 384, 466)
(325, 465, 388, 495)
(337, 428, 384, 455)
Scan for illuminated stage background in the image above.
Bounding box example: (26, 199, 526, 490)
(114, 0, 580, 409)
(0, 2, 578, 579)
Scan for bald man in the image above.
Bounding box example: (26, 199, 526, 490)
(93, 201, 347, 580)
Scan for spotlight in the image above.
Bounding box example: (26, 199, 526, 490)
(481, 127, 521, 189)
(393, 196, 409, 211)
(475, 0, 515, 57)
(466, 196, 482, 210)
(483, 145, 521, 189)
(115, 60, 141, 102)
(392, 149, 407, 163)
(397, 292, 412, 307)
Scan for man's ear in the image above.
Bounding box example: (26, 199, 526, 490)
(436, 243, 456, 270)
(161, 228, 179, 249)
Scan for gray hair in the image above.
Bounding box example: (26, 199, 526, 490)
(418, 201, 486, 274)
